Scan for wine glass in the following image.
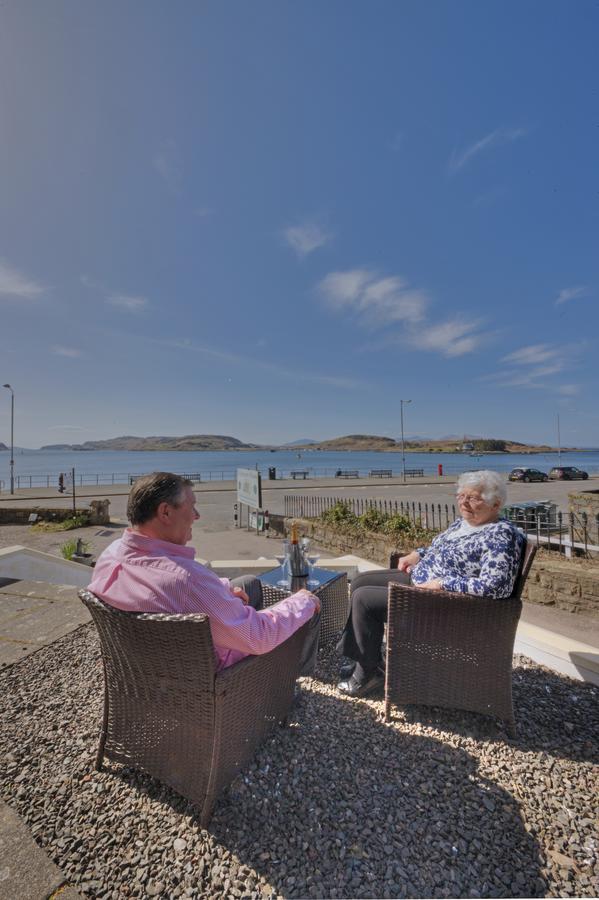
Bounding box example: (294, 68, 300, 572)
(306, 551, 320, 588)
(275, 540, 290, 587)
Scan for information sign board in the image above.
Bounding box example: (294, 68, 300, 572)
(237, 468, 262, 510)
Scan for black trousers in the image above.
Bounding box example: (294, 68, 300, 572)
(232, 575, 320, 677)
(335, 569, 410, 674)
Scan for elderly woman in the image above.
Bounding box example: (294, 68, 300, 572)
(336, 470, 524, 698)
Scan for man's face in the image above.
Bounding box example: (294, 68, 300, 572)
(163, 486, 200, 545)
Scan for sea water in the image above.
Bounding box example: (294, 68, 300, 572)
(1, 447, 599, 488)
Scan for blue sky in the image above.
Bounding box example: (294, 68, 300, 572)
(1, 0, 597, 448)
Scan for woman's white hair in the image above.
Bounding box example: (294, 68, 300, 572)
(456, 470, 507, 507)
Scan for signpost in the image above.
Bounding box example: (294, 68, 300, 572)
(236, 468, 263, 533)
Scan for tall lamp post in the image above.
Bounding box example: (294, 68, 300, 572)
(400, 398, 411, 483)
(557, 412, 561, 466)
(2, 384, 14, 494)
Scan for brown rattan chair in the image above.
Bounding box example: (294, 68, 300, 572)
(79, 589, 309, 826)
(384, 541, 536, 736)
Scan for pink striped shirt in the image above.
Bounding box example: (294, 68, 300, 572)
(88, 530, 317, 671)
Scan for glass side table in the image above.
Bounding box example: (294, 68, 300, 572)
(258, 566, 348, 645)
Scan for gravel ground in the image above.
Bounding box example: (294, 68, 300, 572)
(1, 626, 597, 900)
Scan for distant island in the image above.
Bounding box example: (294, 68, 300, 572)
(41, 434, 261, 452)
(39, 433, 578, 453)
(0, 442, 7, 451)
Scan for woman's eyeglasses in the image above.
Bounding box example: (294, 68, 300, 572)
(456, 493, 486, 505)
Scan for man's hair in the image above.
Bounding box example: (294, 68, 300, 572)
(127, 472, 193, 525)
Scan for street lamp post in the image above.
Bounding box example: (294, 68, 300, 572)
(400, 399, 412, 483)
(2, 384, 14, 494)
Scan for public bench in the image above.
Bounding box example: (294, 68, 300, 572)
(370, 469, 393, 478)
(404, 468, 424, 477)
(129, 473, 202, 485)
(290, 470, 309, 480)
(335, 470, 359, 478)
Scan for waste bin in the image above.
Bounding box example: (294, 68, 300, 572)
(268, 467, 276, 480)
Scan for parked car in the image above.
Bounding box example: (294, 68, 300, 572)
(508, 467, 548, 483)
(548, 466, 589, 481)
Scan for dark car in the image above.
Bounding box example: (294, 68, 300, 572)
(508, 467, 548, 483)
(548, 466, 589, 481)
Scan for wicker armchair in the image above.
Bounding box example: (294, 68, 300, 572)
(384, 541, 536, 736)
(79, 589, 309, 826)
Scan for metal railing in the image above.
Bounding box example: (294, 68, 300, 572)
(505, 509, 599, 555)
(284, 495, 458, 530)
(284, 495, 599, 556)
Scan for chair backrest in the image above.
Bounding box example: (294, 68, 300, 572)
(79, 589, 217, 690)
(510, 539, 536, 601)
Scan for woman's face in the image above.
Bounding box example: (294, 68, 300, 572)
(456, 486, 501, 526)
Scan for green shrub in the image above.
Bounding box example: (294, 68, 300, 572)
(319, 501, 435, 544)
(60, 538, 88, 560)
(31, 513, 90, 533)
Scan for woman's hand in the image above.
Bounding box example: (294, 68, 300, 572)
(414, 579, 444, 591)
(397, 550, 421, 573)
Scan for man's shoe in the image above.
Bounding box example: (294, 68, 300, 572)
(339, 661, 385, 680)
(339, 661, 356, 679)
(337, 671, 383, 698)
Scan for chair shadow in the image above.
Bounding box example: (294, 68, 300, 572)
(316, 648, 599, 766)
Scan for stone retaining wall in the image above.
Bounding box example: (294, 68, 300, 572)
(569, 489, 599, 545)
(0, 499, 110, 526)
(272, 515, 599, 618)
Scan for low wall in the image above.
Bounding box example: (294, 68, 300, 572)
(275, 516, 599, 619)
(0, 499, 110, 526)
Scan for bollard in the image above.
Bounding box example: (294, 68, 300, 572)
(233, 503, 238, 527)
(264, 510, 270, 536)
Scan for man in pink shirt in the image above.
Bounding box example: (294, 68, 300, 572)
(89, 472, 321, 674)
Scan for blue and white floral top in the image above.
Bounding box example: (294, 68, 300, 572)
(410, 517, 524, 599)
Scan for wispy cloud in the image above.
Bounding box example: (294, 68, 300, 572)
(318, 267, 493, 358)
(318, 269, 427, 326)
(0, 259, 45, 299)
(408, 318, 488, 358)
(284, 222, 333, 258)
(485, 342, 583, 389)
(555, 285, 589, 306)
(501, 344, 560, 366)
(557, 384, 580, 396)
(82, 276, 149, 313)
(153, 139, 181, 192)
(52, 345, 82, 358)
(448, 127, 526, 174)
(145, 335, 360, 390)
(107, 293, 148, 312)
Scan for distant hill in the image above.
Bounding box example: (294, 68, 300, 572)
(282, 438, 320, 447)
(40, 434, 261, 451)
(0, 442, 7, 451)
(38, 432, 573, 453)
(309, 434, 399, 450)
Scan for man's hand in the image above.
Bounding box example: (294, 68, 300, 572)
(397, 550, 421, 573)
(296, 588, 321, 614)
(231, 586, 250, 605)
(414, 579, 444, 591)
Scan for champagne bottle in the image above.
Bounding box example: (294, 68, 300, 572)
(288, 523, 308, 577)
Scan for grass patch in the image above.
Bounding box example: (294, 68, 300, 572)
(60, 538, 91, 560)
(30, 514, 90, 533)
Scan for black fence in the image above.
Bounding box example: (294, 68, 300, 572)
(284, 495, 458, 531)
(284, 495, 599, 555)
